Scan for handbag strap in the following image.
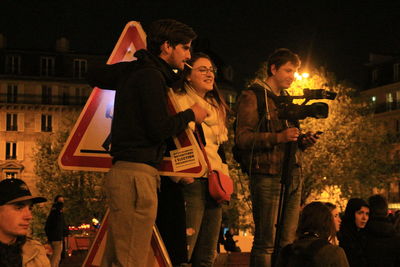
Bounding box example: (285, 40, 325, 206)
(194, 125, 213, 174)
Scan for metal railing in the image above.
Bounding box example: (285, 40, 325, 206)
(0, 93, 89, 106)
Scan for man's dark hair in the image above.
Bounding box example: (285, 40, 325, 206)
(146, 19, 197, 56)
(368, 194, 388, 218)
(266, 48, 301, 76)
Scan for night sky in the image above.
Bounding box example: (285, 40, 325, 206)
(1, 0, 400, 89)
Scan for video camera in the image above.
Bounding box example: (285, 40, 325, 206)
(274, 89, 337, 120)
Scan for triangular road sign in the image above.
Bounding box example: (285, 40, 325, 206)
(58, 21, 206, 176)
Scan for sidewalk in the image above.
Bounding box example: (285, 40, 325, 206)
(60, 251, 87, 267)
(59, 252, 250, 267)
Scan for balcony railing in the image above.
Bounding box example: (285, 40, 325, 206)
(0, 93, 89, 106)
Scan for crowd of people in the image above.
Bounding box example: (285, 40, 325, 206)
(2, 17, 400, 267)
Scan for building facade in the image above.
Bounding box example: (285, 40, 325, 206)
(361, 53, 400, 202)
(0, 36, 106, 193)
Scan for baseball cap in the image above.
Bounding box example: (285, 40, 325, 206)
(0, 178, 47, 205)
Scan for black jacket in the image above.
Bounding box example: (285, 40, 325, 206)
(364, 217, 400, 267)
(45, 203, 67, 242)
(87, 49, 195, 166)
(338, 224, 367, 267)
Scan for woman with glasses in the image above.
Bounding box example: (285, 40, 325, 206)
(167, 52, 230, 267)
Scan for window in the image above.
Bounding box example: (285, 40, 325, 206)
(6, 142, 17, 160)
(4, 172, 18, 179)
(397, 91, 400, 109)
(372, 69, 379, 83)
(5, 55, 21, 74)
(73, 59, 87, 79)
(60, 86, 69, 105)
(75, 87, 88, 105)
(386, 92, 393, 111)
(6, 84, 18, 103)
(227, 94, 236, 108)
(6, 113, 18, 131)
(40, 56, 55, 76)
(41, 114, 52, 132)
(394, 63, 400, 81)
(42, 85, 52, 104)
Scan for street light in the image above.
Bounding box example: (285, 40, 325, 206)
(295, 72, 310, 80)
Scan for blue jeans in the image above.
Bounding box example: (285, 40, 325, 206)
(250, 168, 302, 267)
(183, 179, 222, 267)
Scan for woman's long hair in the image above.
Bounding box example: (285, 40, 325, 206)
(173, 52, 229, 120)
(296, 202, 337, 242)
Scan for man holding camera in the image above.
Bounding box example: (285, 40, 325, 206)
(235, 48, 318, 267)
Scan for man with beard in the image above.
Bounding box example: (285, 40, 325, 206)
(88, 19, 207, 267)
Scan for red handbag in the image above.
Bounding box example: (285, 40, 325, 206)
(195, 129, 233, 203)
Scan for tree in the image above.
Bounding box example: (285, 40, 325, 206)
(31, 113, 106, 241)
(223, 115, 253, 232)
(288, 69, 396, 202)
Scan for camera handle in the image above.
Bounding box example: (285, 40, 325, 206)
(271, 133, 299, 266)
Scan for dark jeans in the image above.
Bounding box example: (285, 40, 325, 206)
(250, 169, 302, 267)
(183, 178, 222, 267)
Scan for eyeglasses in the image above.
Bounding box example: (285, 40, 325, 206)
(194, 66, 217, 75)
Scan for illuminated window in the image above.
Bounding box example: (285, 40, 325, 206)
(5, 172, 18, 179)
(6, 113, 18, 131)
(5, 142, 17, 160)
(386, 92, 393, 111)
(41, 114, 52, 132)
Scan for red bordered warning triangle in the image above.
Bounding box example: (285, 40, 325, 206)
(82, 210, 172, 267)
(58, 21, 206, 177)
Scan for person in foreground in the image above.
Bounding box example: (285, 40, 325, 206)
(277, 201, 349, 267)
(171, 52, 230, 267)
(235, 48, 319, 267)
(338, 198, 369, 267)
(157, 53, 229, 267)
(87, 19, 207, 267)
(0, 178, 50, 267)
